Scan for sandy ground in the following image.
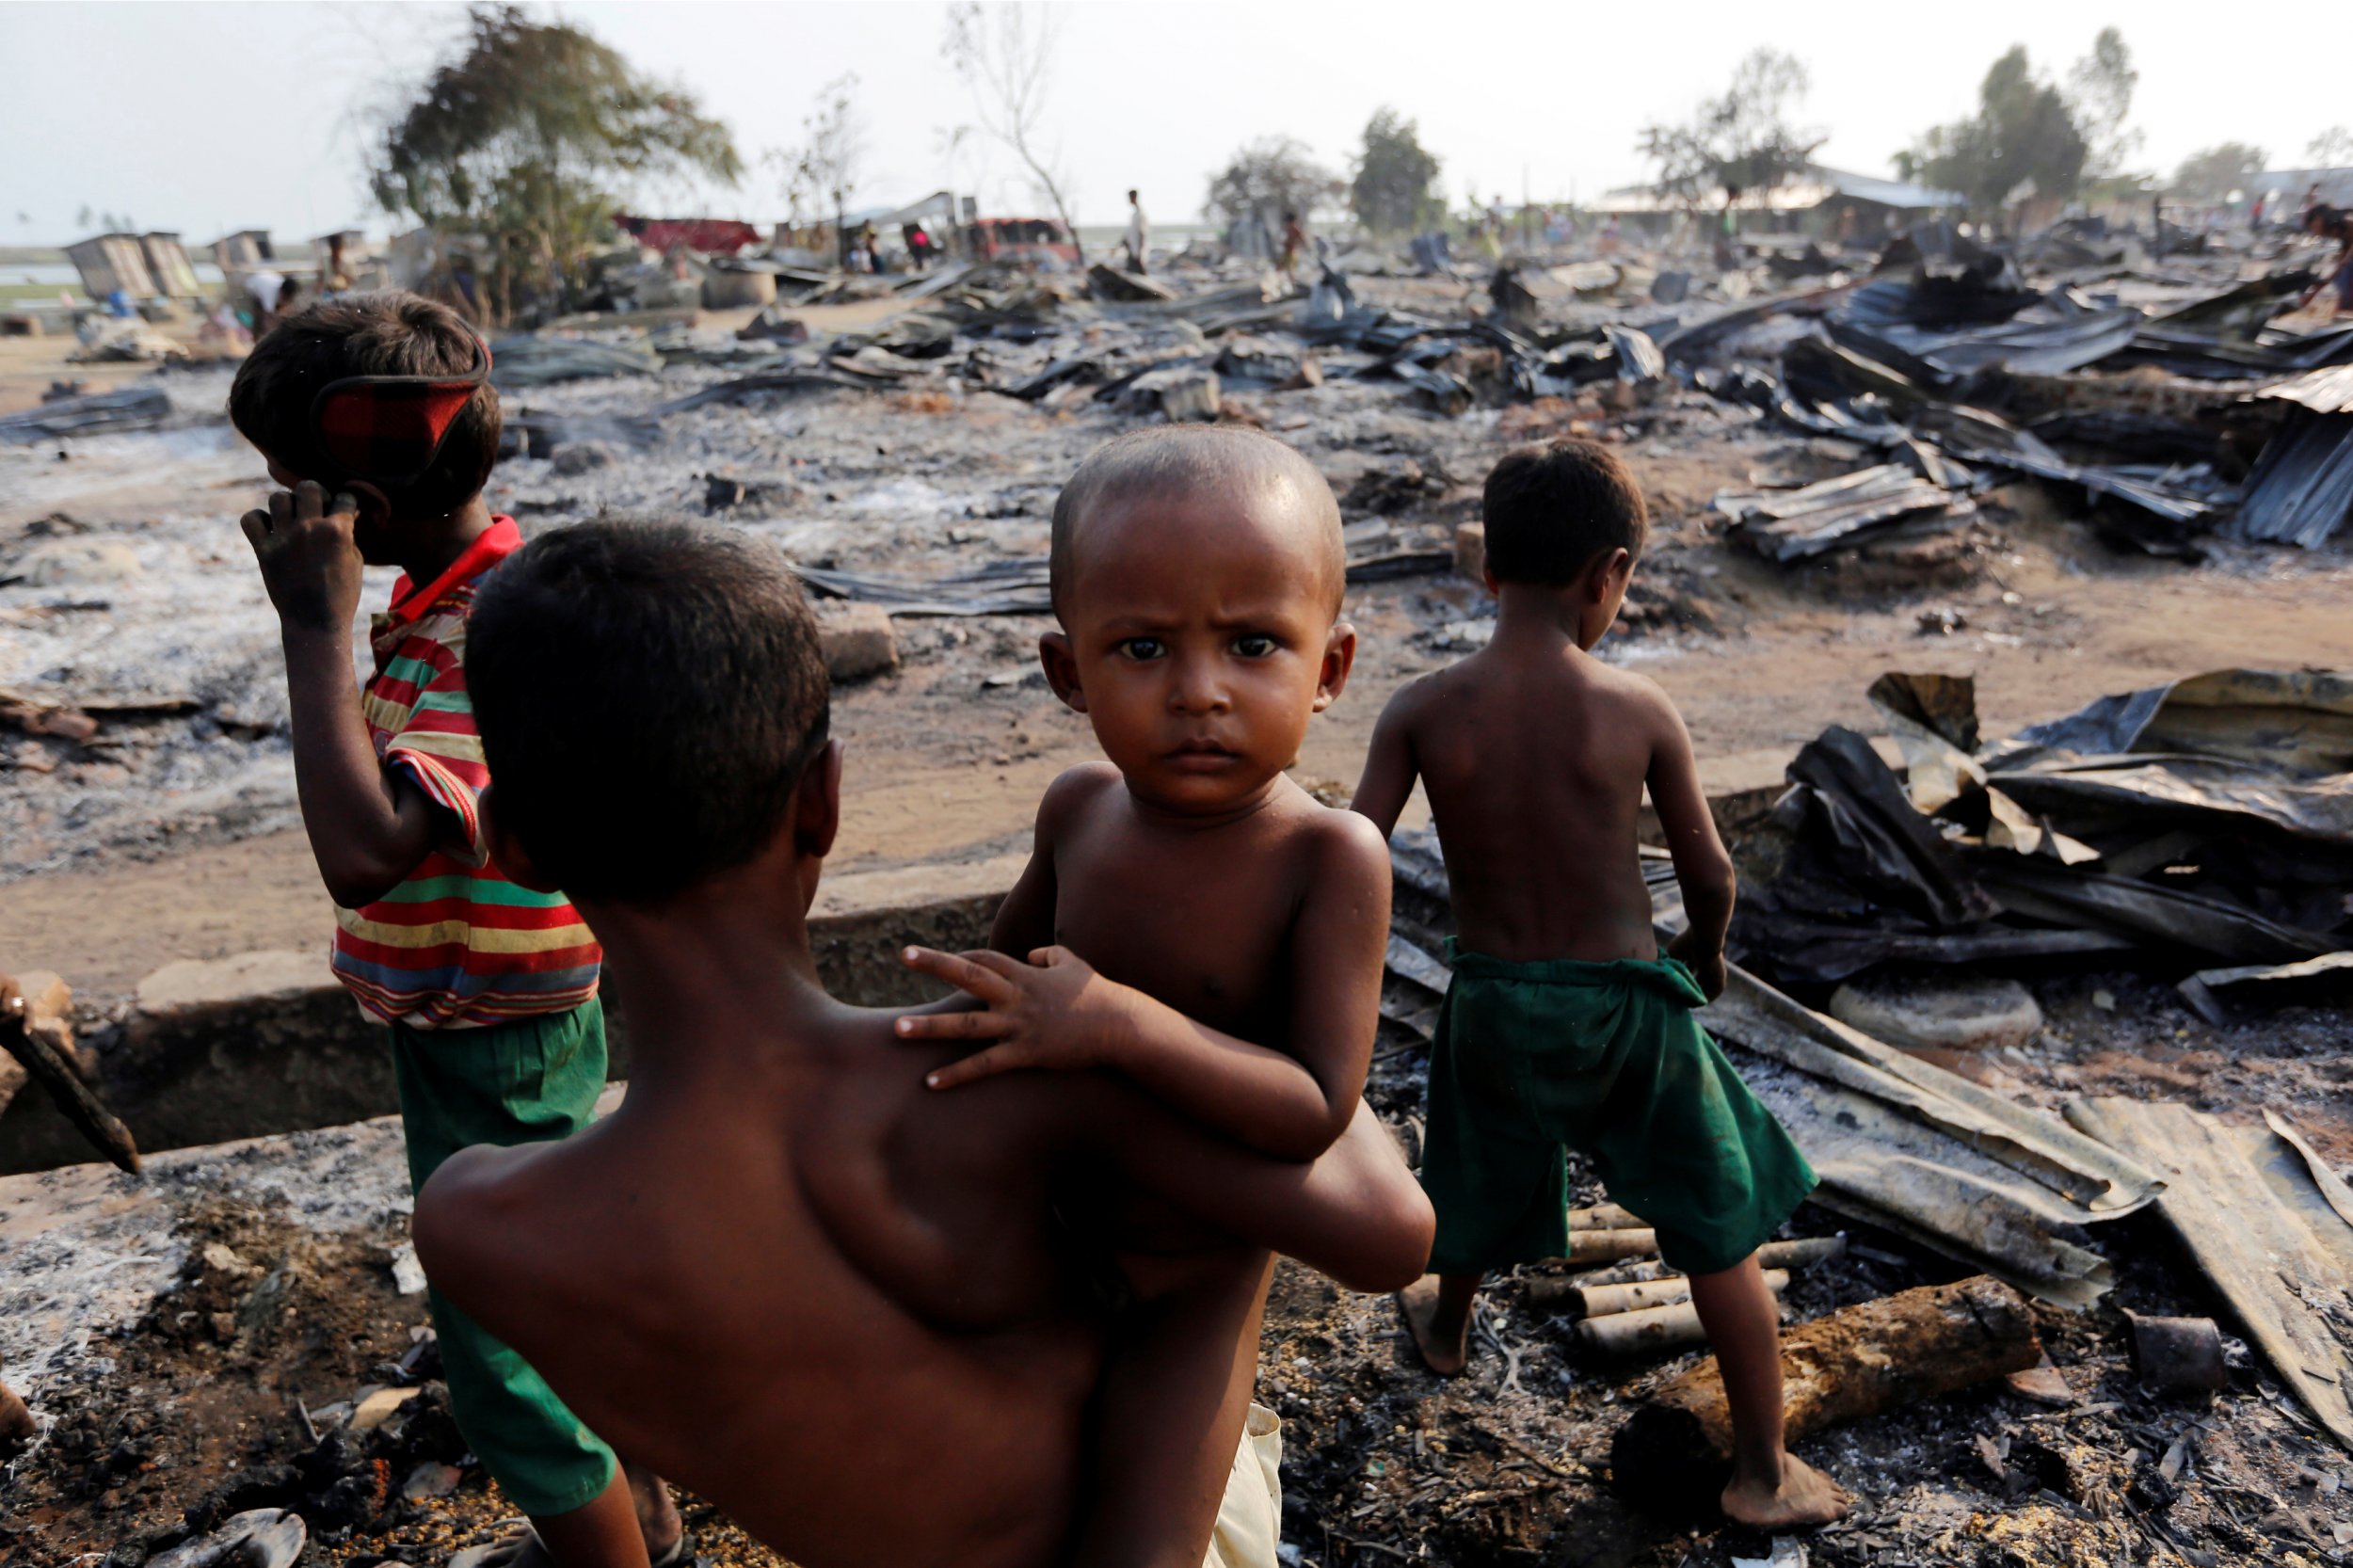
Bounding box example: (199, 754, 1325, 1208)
(8, 497, 2352, 996)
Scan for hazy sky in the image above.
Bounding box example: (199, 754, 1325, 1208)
(3, 0, 2346, 248)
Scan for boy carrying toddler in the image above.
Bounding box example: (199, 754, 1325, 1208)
(1353, 440, 1850, 1529)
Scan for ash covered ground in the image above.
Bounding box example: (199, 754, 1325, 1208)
(6, 255, 2353, 1565)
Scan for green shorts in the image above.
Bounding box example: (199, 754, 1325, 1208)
(392, 999, 617, 1519)
(1420, 952, 1815, 1278)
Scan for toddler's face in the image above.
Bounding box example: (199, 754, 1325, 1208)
(1048, 488, 1351, 817)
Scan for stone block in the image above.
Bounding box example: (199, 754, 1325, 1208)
(0, 949, 385, 1176)
(1829, 973, 2044, 1053)
(0, 858, 1020, 1173)
(18, 538, 141, 587)
(701, 269, 777, 310)
(1454, 521, 1487, 584)
(813, 601, 900, 683)
(1157, 369, 1221, 424)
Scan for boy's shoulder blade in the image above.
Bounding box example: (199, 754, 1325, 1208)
(411, 1140, 559, 1300)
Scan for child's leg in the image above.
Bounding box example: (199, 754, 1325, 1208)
(1687, 1255, 1851, 1529)
(394, 1002, 684, 1568)
(1065, 1249, 1274, 1568)
(525, 1469, 652, 1568)
(1396, 1272, 1481, 1375)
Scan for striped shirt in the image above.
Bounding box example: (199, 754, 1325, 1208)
(329, 517, 602, 1030)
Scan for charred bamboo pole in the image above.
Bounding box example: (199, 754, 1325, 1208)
(0, 977, 139, 1175)
(1610, 1275, 2041, 1500)
(1565, 1202, 1647, 1231)
(1554, 1227, 1657, 1265)
(1577, 1269, 1790, 1321)
(2128, 1313, 2228, 1393)
(1577, 1291, 1791, 1356)
(1526, 1236, 1847, 1309)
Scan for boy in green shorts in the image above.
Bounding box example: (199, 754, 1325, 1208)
(229, 294, 678, 1568)
(1352, 439, 1849, 1530)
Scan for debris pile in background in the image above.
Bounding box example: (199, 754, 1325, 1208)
(1732, 668, 2353, 999)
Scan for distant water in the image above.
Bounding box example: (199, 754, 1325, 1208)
(8, 261, 232, 290)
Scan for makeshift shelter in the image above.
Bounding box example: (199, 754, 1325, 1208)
(1594, 165, 1965, 241)
(62, 234, 157, 301)
(136, 233, 201, 299)
(209, 230, 274, 270)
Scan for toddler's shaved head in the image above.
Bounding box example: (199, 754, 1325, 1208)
(1050, 426, 1345, 621)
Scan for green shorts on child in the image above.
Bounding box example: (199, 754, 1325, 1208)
(393, 1000, 618, 1517)
(1419, 949, 1815, 1278)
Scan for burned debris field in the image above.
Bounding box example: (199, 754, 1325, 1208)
(8, 222, 2353, 1568)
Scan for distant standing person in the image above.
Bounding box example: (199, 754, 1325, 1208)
(245, 270, 294, 335)
(1279, 210, 1307, 279)
(2300, 207, 2353, 323)
(1124, 188, 1150, 274)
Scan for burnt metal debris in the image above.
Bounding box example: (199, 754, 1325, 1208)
(1732, 668, 2353, 994)
(461, 219, 2353, 568)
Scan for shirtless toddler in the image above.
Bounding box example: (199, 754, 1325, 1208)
(411, 520, 1434, 1568)
(1352, 440, 1850, 1529)
(894, 426, 1396, 1562)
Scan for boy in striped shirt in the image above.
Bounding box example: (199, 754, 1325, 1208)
(229, 294, 678, 1568)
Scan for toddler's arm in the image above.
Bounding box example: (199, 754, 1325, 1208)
(1643, 685, 1737, 997)
(242, 483, 452, 907)
(898, 813, 1389, 1160)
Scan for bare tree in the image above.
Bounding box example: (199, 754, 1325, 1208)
(1638, 48, 1822, 216)
(2311, 126, 2353, 168)
(772, 74, 864, 265)
(941, 2, 1084, 264)
(2066, 26, 2142, 180)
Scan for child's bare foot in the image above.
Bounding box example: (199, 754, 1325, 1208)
(1721, 1452, 1852, 1529)
(1396, 1276, 1469, 1375)
(447, 1527, 550, 1568)
(624, 1464, 685, 1563)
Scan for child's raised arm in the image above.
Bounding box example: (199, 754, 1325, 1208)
(1642, 682, 1737, 999)
(1349, 683, 1426, 838)
(243, 483, 454, 907)
(896, 811, 1391, 1161)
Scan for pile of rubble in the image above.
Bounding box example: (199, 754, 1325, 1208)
(1732, 667, 2353, 1017)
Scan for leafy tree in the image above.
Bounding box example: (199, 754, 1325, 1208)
(2066, 27, 2141, 179)
(1638, 49, 1823, 211)
(1350, 108, 1443, 235)
(2308, 126, 2353, 168)
(2171, 142, 2268, 201)
(1205, 137, 1343, 227)
(369, 5, 742, 324)
(942, 2, 1084, 264)
(1899, 47, 2088, 216)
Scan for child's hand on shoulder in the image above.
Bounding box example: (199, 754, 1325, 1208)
(241, 480, 364, 635)
(1667, 928, 1728, 1002)
(895, 945, 1139, 1089)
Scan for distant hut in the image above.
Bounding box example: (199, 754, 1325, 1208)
(63, 233, 159, 301)
(210, 230, 275, 271)
(138, 232, 202, 298)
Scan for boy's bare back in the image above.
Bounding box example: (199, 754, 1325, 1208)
(421, 966, 1423, 1568)
(1367, 640, 1698, 965)
(1353, 439, 1735, 990)
(421, 1001, 1102, 1568)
